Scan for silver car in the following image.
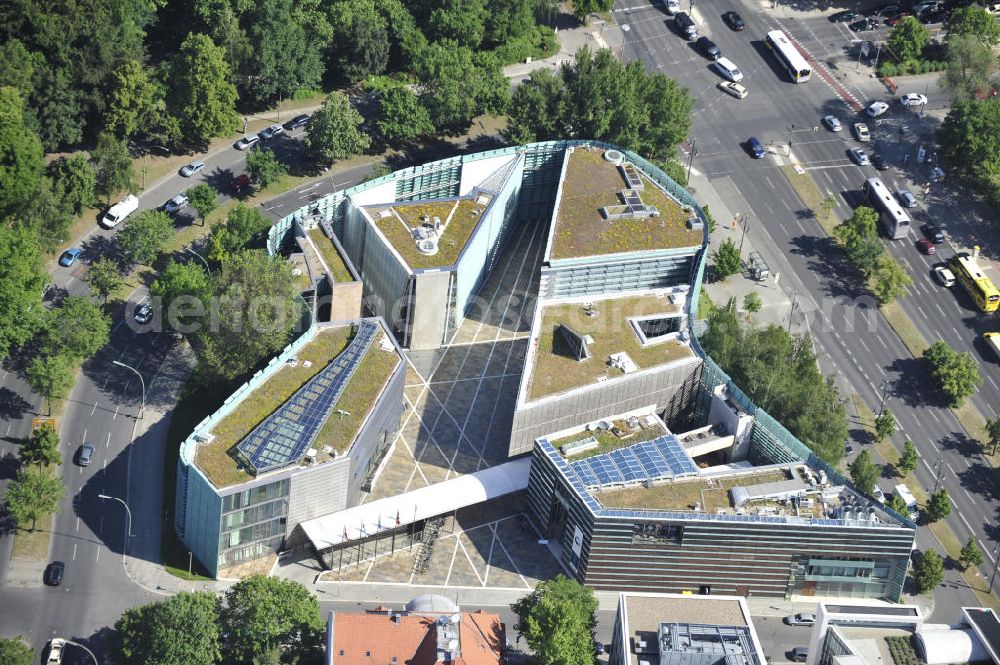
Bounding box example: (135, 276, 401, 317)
(78, 444, 94, 467)
(179, 161, 205, 177)
(164, 193, 189, 214)
(235, 134, 260, 150)
(849, 147, 870, 165)
(822, 115, 842, 131)
(897, 190, 918, 207)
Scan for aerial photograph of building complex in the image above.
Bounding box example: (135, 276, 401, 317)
(2, 0, 1000, 664)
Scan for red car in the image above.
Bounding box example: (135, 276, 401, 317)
(917, 238, 936, 254)
(231, 174, 251, 193)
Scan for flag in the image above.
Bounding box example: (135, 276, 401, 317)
(343, 526, 348, 542)
(396, 510, 401, 527)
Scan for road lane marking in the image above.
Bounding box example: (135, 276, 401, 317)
(113, 405, 120, 421)
(946, 461, 958, 477)
(934, 303, 945, 317)
(989, 376, 999, 392)
(106, 432, 112, 448)
(75, 516, 80, 532)
(982, 541, 997, 563)
(82, 429, 87, 443)
(963, 488, 974, 501)
(90, 401, 98, 415)
(957, 511, 973, 532)
(72, 543, 77, 560)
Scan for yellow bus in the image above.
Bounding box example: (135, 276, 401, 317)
(950, 253, 1000, 312)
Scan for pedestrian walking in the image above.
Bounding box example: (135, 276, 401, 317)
(242, 117, 248, 133)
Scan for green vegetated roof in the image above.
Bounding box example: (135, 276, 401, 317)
(527, 294, 692, 401)
(363, 196, 492, 270)
(195, 325, 400, 488)
(595, 469, 791, 512)
(306, 227, 355, 283)
(550, 420, 667, 461)
(549, 147, 702, 260)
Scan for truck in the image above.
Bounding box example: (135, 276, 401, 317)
(985, 332, 1000, 360)
(101, 193, 139, 228)
(893, 484, 919, 521)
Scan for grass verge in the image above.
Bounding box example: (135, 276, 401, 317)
(11, 514, 55, 560)
(779, 165, 839, 237)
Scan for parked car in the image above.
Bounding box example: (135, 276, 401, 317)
(831, 10, 860, 21)
(77, 443, 95, 466)
(179, 160, 205, 177)
(790, 647, 809, 662)
(748, 137, 766, 159)
(44, 561, 65, 586)
(849, 147, 870, 165)
(886, 11, 914, 25)
(283, 113, 310, 130)
(866, 101, 890, 117)
(235, 134, 260, 150)
(259, 124, 285, 140)
(898, 189, 918, 207)
(822, 115, 843, 131)
(231, 173, 251, 193)
(713, 56, 744, 81)
(873, 3, 903, 18)
(134, 302, 153, 325)
(785, 613, 816, 626)
(850, 17, 881, 31)
(872, 486, 886, 503)
(722, 10, 745, 30)
(933, 265, 956, 286)
(59, 248, 82, 267)
(697, 36, 721, 59)
(853, 122, 871, 141)
(101, 194, 139, 228)
(900, 92, 929, 106)
(919, 7, 948, 23)
(164, 193, 189, 214)
(47, 638, 65, 665)
(873, 154, 890, 170)
(718, 81, 749, 98)
(923, 223, 945, 243)
(917, 238, 937, 254)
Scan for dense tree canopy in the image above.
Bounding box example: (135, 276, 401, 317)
(888, 16, 931, 62)
(0, 88, 44, 218)
(151, 261, 212, 333)
(42, 296, 111, 360)
(511, 576, 598, 665)
(700, 302, 848, 463)
(221, 576, 323, 663)
(305, 92, 371, 163)
(923, 339, 983, 407)
(167, 34, 240, 145)
(112, 591, 222, 665)
(414, 41, 510, 131)
(0, 225, 47, 360)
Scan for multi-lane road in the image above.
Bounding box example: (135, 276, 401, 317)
(616, 0, 998, 612)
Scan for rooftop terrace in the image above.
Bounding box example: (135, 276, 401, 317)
(549, 147, 702, 260)
(306, 227, 355, 283)
(195, 324, 401, 488)
(526, 293, 693, 401)
(362, 195, 492, 270)
(596, 468, 793, 513)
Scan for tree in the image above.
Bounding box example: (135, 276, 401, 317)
(871, 253, 913, 304)
(42, 296, 111, 360)
(118, 210, 174, 265)
(913, 549, 944, 593)
(374, 86, 435, 145)
(194, 251, 302, 381)
(944, 34, 998, 100)
(939, 99, 1000, 181)
(0, 86, 44, 218)
(819, 195, 837, 222)
(21, 423, 61, 469)
(985, 416, 1000, 456)
(886, 493, 909, 515)
(106, 60, 171, 142)
(743, 291, 762, 313)
(112, 591, 222, 665)
(711, 238, 742, 279)
(208, 204, 272, 263)
(305, 92, 371, 164)
(85, 257, 123, 303)
(511, 576, 597, 665)
(947, 6, 1000, 46)
(252, 645, 284, 665)
(898, 440, 918, 476)
(834, 205, 878, 248)
(92, 132, 135, 203)
(959, 535, 985, 570)
(414, 41, 510, 131)
(925, 489, 951, 522)
(570, 0, 614, 21)
(48, 154, 96, 215)
(923, 340, 983, 407)
(151, 260, 212, 334)
(888, 17, 931, 62)
(427, 0, 488, 47)
(221, 576, 323, 663)
(168, 34, 240, 144)
(0, 636, 33, 665)
(5, 467, 65, 531)
(27, 353, 75, 415)
(187, 184, 217, 226)
(505, 68, 569, 145)
(329, 4, 391, 82)
(848, 449, 880, 495)
(874, 409, 896, 441)
(0, 225, 47, 360)
(245, 148, 287, 190)
(17, 176, 73, 250)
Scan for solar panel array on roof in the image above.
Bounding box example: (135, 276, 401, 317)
(570, 434, 698, 488)
(235, 321, 380, 475)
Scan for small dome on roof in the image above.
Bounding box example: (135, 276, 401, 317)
(405, 594, 459, 614)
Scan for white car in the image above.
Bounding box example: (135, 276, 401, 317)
(717, 81, 749, 99)
(259, 124, 285, 140)
(900, 93, 928, 107)
(872, 486, 886, 503)
(853, 122, 871, 141)
(179, 160, 205, 177)
(164, 193, 189, 214)
(713, 57, 744, 82)
(933, 265, 955, 287)
(235, 134, 260, 150)
(866, 101, 889, 117)
(47, 638, 65, 664)
(101, 194, 139, 228)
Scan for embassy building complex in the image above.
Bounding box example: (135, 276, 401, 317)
(176, 141, 915, 599)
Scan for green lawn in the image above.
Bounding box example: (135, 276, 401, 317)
(307, 227, 354, 283)
(550, 422, 666, 460)
(596, 470, 789, 511)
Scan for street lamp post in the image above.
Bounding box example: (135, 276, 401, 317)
(185, 247, 212, 276)
(98, 494, 133, 556)
(112, 360, 146, 420)
(189, 551, 194, 577)
(686, 138, 697, 183)
(931, 459, 944, 493)
(990, 547, 999, 593)
(787, 291, 798, 334)
(878, 378, 890, 417)
(737, 213, 750, 257)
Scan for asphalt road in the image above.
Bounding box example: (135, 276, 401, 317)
(616, 0, 993, 616)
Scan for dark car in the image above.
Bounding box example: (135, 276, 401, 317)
(283, 113, 310, 131)
(873, 3, 902, 17)
(44, 561, 65, 586)
(748, 137, 766, 159)
(919, 7, 948, 23)
(790, 648, 809, 663)
(58, 248, 81, 267)
(723, 11, 745, 30)
(831, 10, 860, 21)
(696, 36, 721, 59)
(850, 17, 881, 31)
(873, 154, 890, 170)
(923, 223, 945, 243)
(917, 238, 937, 254)
(133, 302, 153, 325)
(232, 173, 251, 193)
(77, 443, 95, 466)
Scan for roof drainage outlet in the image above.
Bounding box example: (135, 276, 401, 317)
(603, 149, 625, 165)
(416, 238, 439, 255)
